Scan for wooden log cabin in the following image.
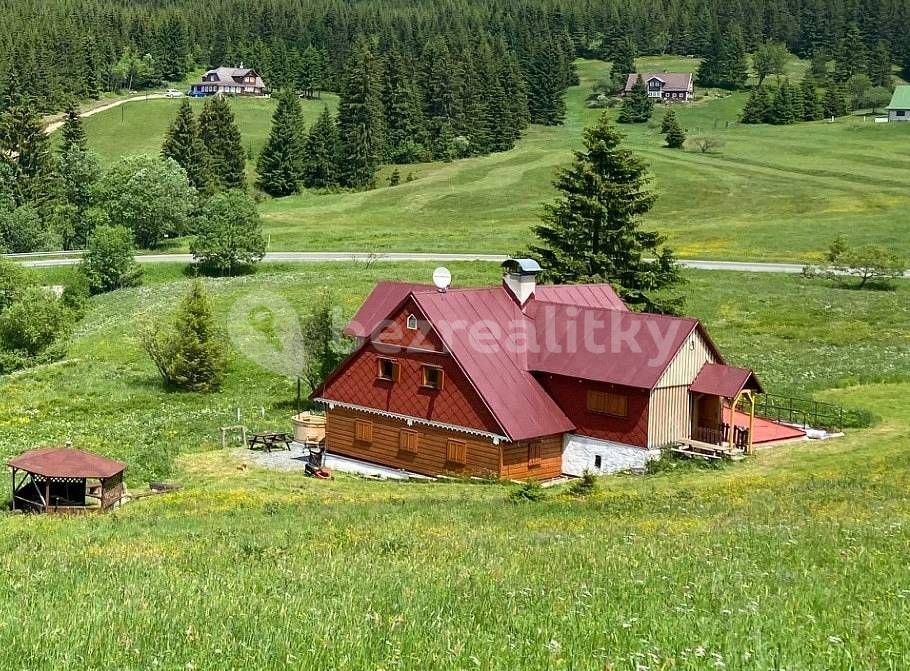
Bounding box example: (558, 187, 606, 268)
(313, 260, 793, 480)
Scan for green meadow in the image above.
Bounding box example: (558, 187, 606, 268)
(0, 263, 909, 669)
(73, 58, 910, 262)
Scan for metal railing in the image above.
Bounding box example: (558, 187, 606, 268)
(753, 394, 845, 431)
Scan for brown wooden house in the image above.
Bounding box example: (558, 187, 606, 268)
(313, 260, 800, 480)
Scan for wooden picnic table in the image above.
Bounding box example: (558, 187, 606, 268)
(247, 432, 294, 453)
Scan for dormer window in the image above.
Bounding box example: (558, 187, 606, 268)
(406, 314, 418, 330)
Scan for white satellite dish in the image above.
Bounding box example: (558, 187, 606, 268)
(433, 267, 452, 292)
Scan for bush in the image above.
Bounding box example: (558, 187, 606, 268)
(687, 136, 725, 153)
(141, 279, 226, 392)
(190, 191, 266, 275)
(95, 155, 195, 248)
(81, 224, 143, 294)
(0, 205, 60, 253)
(568, 471, 599, 497)
(0, 258, 35, 312)
(0, 287, 74, 357)
(508, 480, 546, 503)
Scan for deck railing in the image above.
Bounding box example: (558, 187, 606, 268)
(753, 394, 845, 431)
(693, 423, 751, 450)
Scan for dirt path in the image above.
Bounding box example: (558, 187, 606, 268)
(43, 93, 170, 135)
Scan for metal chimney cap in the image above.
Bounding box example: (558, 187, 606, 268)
(501, 258, 542, 275)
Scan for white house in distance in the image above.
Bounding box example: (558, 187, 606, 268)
(189, 65, 267, 97)
(623, 72, 693, 101)
(886, 86, 910, 121)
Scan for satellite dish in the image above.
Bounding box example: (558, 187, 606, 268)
(433, 267, 452, 292)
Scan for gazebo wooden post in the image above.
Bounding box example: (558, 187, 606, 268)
(44, 481, 51, 513)
(747, 391, 756, 454)
(10, 467, 15, 512)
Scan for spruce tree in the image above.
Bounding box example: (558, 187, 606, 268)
(767, 80, 796, 124)
(822, 80, 848, 118)
(527, 113, 681, 313)
(867, 41, 892, 87)
(611, 36, 636, 77)
(198, 96, 246, 190)
(661, 108, 686, 148)
(60, 103, 87, 153)
(145, 279, 225, 392)
(618, 74, 652, 123)
(382, 45, 426, 163)
(302, 106, 339, 189)
(0, 104, 54, 205)
(741, 85, 772, 123)
(162, 99, 211, 193)
(526, 36, 567, 125)
(336, 38, 385, 189)
(256, 89, 306, 196)
(420, 37, 465, 155)
(800, 78, 823, 120)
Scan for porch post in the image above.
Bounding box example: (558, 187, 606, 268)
(727, 392, 740, 446)
(748, 392, 756, 454)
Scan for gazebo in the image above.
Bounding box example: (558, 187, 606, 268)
(8, 448, 127, 513)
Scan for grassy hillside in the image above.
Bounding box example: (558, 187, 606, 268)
(73, 58, 910, 262)
(77, 94, 338, 168)
(0, 264, 909, 669)
(260, 58, 910, 261)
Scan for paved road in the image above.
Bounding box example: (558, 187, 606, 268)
(10, 251, 910, 277)
(6, 250, 812, 273)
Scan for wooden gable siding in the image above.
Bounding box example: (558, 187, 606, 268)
(648, 386, 691, 448)
(319, 343, 502, 436)
(374, 297, 445, 352)
(326, 408, 501, 477)
(655, 330, 716, 389)
(535, 373, 649, 448)
(500, 434, 564, 481)
(648, 330, 713, 447)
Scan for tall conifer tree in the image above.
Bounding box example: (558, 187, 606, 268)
(256, 89, 306, 196)
(528, 113, 681, 313)
(336, 38, 385, 189)
(162, 99, 211, 193)
(198, 96, 246, 190)
(302, 106, 339, 189)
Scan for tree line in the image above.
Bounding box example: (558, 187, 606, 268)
(5, 0, 910, 112)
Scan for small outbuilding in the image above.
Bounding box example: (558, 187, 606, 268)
(886, 86, 910, 121)
(9, 448, 126, 513)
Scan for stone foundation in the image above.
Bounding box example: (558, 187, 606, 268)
(562, 434, 661, 476)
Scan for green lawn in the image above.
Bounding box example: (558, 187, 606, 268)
(72, 58, 910, 263)
(257, 57, 910, 261)
(0, 264, 909, 669)
(77, 94, 338, 171)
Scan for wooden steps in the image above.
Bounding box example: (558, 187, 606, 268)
(672, 439, 746, 462)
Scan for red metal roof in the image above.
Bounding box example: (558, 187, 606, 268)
(8, 448, 126, 479)
(533, 284, 628, 311)
(690, 363, 764, 398)
(413, 288, 575, 441)
(624, 72, 693, 92)
(343, 282, 435, 338)
(331, 278, 740, 441)
(526, 302, 703, 389)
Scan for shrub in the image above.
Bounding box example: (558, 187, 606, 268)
(0, 205, 59, 253)
(508, 480, 546, 503)
(141, 279, 226, 392)
(95, 155, 195, 248)
(0, 287, 74, 357)
(190, 190, 266, 275)
(0, 258, 35, 312)
(81, 224, 143, 294)
(568, 471, 599, 497)
(687, 136, 725, 153)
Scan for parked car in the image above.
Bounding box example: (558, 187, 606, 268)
(165, 88, 184, 98)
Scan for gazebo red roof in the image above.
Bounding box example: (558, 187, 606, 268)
(8, 448, 126, 479)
